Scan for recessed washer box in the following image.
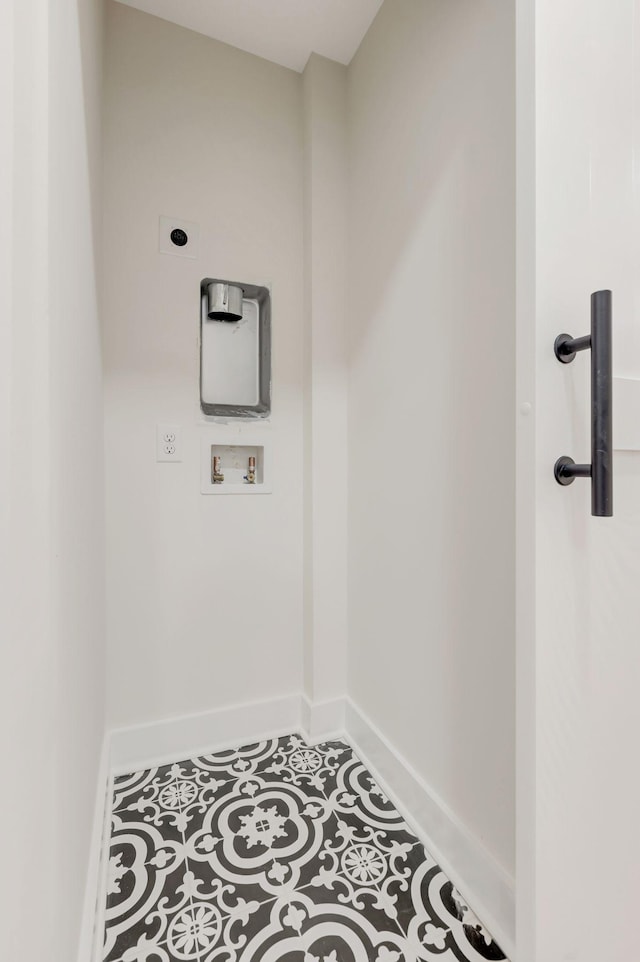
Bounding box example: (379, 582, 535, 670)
(200, 435, 272, 495)
(200, 278, 271, 419)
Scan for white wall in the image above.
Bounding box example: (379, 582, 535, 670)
(0, 0, 105, 958)
(103, 0, 516, 927)
(52, 1, 107, 955)
(347, 0, 515, 880)
(302, 54, 349, 715)
(103, 3, 305, 728)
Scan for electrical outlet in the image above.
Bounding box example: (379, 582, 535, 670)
(156, 423, 182, 462)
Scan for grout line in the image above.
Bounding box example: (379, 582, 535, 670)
(311, 734, 427, 943)
(172, 766, 201, 962)
(280, 734, 422, 943)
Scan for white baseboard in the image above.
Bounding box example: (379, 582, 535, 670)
(301, 693, 346, 742)
(100, 693, 515, 959)
(344, 698, 516, 960)
(76, 735, 111, 962)
(109, 693, 302, 775)
(91, 768, 115, 962)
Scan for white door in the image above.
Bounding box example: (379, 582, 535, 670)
(517, 2, 640, 960)
(0, 1, 56, 958)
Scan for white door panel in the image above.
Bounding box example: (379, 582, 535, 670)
(518, 0, 640, 960)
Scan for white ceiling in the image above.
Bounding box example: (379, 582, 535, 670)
(114, 0, 384, 72)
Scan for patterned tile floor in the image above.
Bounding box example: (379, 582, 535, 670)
(103, 734, 508, 962)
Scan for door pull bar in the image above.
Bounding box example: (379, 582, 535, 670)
(553, 289, 613, 517)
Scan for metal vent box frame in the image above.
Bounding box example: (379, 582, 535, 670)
(200, 278, 271, 419)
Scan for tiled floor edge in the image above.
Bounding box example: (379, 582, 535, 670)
(344, 697, 517, 961)
(76, 735, 113, 962)
(91, 767, 115, 962)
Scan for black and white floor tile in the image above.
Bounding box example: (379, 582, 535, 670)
(103, 733, 509, 962)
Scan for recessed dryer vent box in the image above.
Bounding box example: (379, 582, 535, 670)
(200, 278, 271, 419)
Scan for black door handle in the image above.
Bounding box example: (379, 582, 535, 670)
(553, 289, 613, 517)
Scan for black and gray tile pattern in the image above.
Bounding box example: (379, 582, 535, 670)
(103, 733, 508, 962)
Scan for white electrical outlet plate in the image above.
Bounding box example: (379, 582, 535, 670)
(157, 423, 182, 462)
(159, 216, 199, 259)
